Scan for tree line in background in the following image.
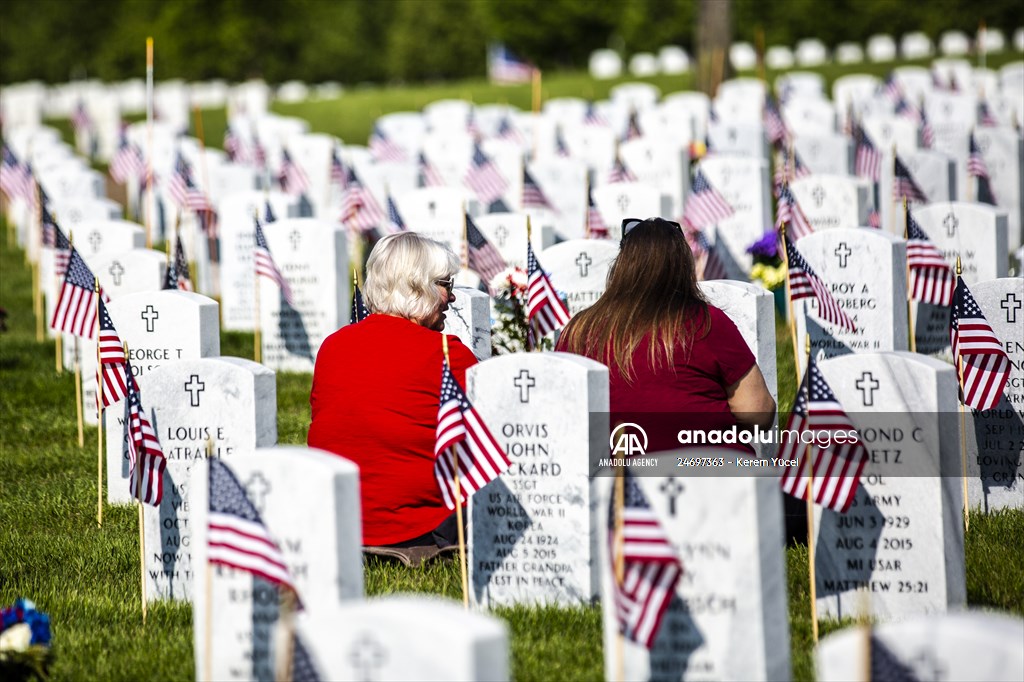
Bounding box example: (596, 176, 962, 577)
(1, 0, 1019, 86)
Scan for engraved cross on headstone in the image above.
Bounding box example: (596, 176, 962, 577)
(108, 261, 125, 286)
(616, 194, 630, 213)
(834, 242, 852, 268)
(660, 478, 684, 516)
(856, 372, 880, 407)
(141, 305, 159, 332)
(495, 224, 509, 248)
(1001, 293, 1021, 324)
(289, 229, 301, 251)
(88, 230, 102, 252)
(184, 374, 206, 407)
(943, 212, 959, 238)
(812, 185, 826, 208)
(575, 252, 593, 277)
(513, 369, 536, 403)
(244, 472, 271, 513)
(349, 633, 387, 682)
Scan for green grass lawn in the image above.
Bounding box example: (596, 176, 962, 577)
(5, 53, 1024, 680)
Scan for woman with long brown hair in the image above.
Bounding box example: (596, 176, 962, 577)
(556, 217, 774, 450)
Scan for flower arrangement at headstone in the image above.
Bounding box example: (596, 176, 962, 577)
(746, 229, 788, 318)
(488, 267, 557, 353)
(1, 599, 52, 680)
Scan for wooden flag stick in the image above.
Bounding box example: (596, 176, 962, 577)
(277, 588, 298, 682)
(442, 334, 470, 609)
(95, 278, 104, 528)
(954, 258, 970, 533)
(802, 338, 819, 644)
(145, 37, 154, 249)
(613, 465, 626, 682)
(253, 210, 262, 363)
(903, 198, 916, 353)
(74, 336, 84, 447)
(859, 589, 872, 682)
(531, 67, 542, 114)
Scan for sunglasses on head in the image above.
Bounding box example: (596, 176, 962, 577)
(620, 217, 683, 241)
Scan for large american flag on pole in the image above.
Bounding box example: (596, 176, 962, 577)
(466, 213, 508, 286)
(778, 355, 868, 513)
(784, 235, 857, 332)
(125, 368, 167, 506)
(464, 144, 508, 205)
(682, 169, 733, 230)
(434, 360, 511, 510)
(906, 213, 954, 306)
(893, 154, 928, 204)
(609, 470, 682, 648)
(968, 133, 997, 205)
(254, 218, 295, 306)
(97, 299, 129, 408)
(526, 242, 570, 336)
(51, 248, 108, 339)
(208, 458, 297, 591)
(950, 276, 1011, 411)
(775, 184, 815, 241)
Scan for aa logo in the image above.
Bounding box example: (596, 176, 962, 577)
(609, 422, 648, 457)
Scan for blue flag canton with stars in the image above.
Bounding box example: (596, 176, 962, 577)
(209, 459, 265, 522)
(808, 358, 839, 404)
(906, 213, 929, 241)
(66, 249, 96, 289)
(254, 220, 271, 251)
(99, 298, 117, 331)
(692, 170, 715, 193)
(465, 215, 489, 249)
(264, 201, 277, 224)
(176, 154, 197, 188)
(951, 276, 983, 328)
(386, 196, 405, 228)
(784, 237, 816, 276)
(439, 362, 470, 410)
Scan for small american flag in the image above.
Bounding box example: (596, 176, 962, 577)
(418, 152, 446, 188)
(893, 155, 928, 204)
(775, 184, 815, 241)
(254, 218, 295, 306)
(40, 197, 57, 249)
(71, 101, 93, 137)
(52, 221, 72, 277)
(773, 147, 811, 197)
(330, 148, 348, 191)
(278, 149, 311, 197)
(584, 102, 607, 127)
(350, 282, 371, 324)
(906, 213, 954, 306)
(97, 299, 129, 408)
(110, 129, 145, 185)
(0, 145, 33, 202)
(466, 213, 508, 285)
(920, 108, 935, 149)
(434, 360, 511, 510)
(587, 186, 608, 238)
(208, 458, 297, 591)
(978, 100, 999, 127)
(950, 276, 1011, 410)
(290, 633, 322, 682)
(682, 169, 733, 230)
(384, 194, 407, 233)
(497, 116, 525, 146)
(487, 44, 534, 85)
(340, 167, 385, 233)
(168, 153, 213, 213)
(464, 144, 509, 205)
(164, 235, 192, 291)
(124, 368, 167, 506)
(778, 354, 868, 513)
(607, 156, 637, 184)
(223, 126, 248, 163)
(554, 126, 571, 158)
(252, 133, 268, 170)
(968, 134, 997, 206)
(609, 470, 682, 648)
(621, 109, 642, 142)
(51, 248, 108, 339)
(526, 242, 570, 336)
(522, 167, 553, 210)
(369, 124, 407, 163)
(853, 121, 882, 181)
(693, 228, 727, 281)
(785, 235, 857, 332)
(264, 200, 277, 224)
(764, 95, 789, 147)
(867, 209, 882, 229)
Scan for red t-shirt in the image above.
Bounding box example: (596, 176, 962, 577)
(308, 314, 477, 545)
(557, 305, 755, 451)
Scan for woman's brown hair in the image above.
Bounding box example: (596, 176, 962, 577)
(558, 218, 711, 381)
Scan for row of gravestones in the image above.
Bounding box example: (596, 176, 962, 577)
(97, 273, 1021, 678)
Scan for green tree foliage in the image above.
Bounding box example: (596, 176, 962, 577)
(1, 0, 1022, 85)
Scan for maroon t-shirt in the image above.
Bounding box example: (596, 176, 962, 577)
(308, 314, 477, 546)
(558, 304, 755, 451)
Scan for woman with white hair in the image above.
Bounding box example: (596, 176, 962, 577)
(308, 232, 476, 548)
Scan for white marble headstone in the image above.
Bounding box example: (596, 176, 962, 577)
(541, 240, 619, 316)
(699, 156, 771, 278)
(792, 175, 872, 230)
(443, 286, 492, 361)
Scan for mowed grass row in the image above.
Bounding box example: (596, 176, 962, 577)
(6, 52, 1024, 679)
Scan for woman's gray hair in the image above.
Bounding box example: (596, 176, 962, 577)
(363, 232, 459, 322)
